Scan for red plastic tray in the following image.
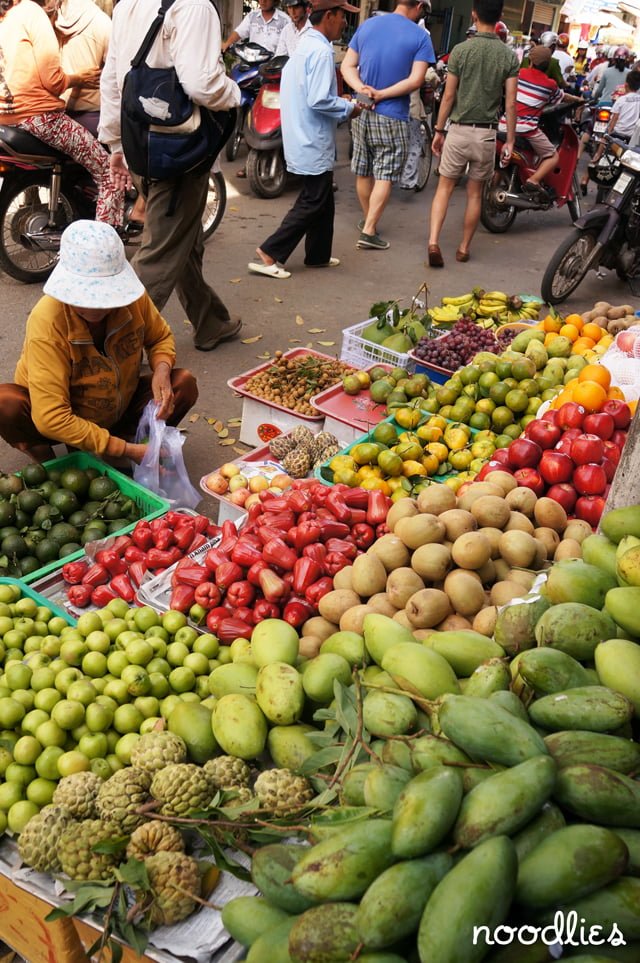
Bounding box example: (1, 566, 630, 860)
(227, 348, 354, 423)
(310, 363, 392, 432)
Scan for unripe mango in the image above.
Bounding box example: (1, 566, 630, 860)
(288, 903, 358, 963)
(255, 662, 304, 726)
(411, 733, 470, 772)
(529, 687, 634, 733)
(221, 896, 289, 946)
(554, 764, 640, 826)
(606, 587, 640, 638)
(301, 653, 351, 704)
(267, 724, 316, 772)
(391, 765, 463, 858)
(362, 689, 417, 738)
(438, 694, 548, 766)
(320, 631, 367, 666)
(601, 505, 640, 544)
(544, 560, 617, 608)
(489, 689, 530, 721)
(291, 820, 394, 901)
(534, 877, 640, 941)
(516, 647, 595, 696)
(363, 764, 412, 812)
(340, 763, 376, 806)
(595, 638, 640, 713)
(582, 532, 618, 578)
(513, 802, 566, 862)
(246, 916, 297, 963)
(212, 693, 267, 760)
(208, 662, 258, 699)
(544, 730, 640, 774)
(363, 614, 416, 666)
(464, 658, 511, 698)
(381, 641, 459, 700)
(251, 843, 316, 914)
(251, 619, 299, 666)
(422, 630, 505, 677)
(534, 603, 617, 661)
(614, 829, 640, 876)
(494, 596, 550, 656)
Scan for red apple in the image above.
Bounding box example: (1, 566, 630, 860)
(603, 400, 632, 430)
(491, 448, 512, 466)
(583, 411, 615, 440)
(513, 468, 545, 497)
(477, 460, 513, 481)
(540, 450, 574, 485)
(601, 457, 617, 482)
(611, 429, 628, 450)
(557, 402, 586, 431)
(508, 438, 543, 470)
(546, 483, 577, 514)
(541, 409, 559, 425)
(573, 463, 607, 496)
(527, 420, 562, 450)
(603, 440, 621, 466)
(575, 494, 606, 527)
(570, 433, 605, 466)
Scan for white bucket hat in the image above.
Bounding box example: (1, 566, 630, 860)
(43, 220, 145, 309)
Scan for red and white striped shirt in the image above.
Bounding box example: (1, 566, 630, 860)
(499, 66, 563, 134)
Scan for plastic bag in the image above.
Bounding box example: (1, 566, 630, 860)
(599, 326, 640, 392)
(133, 400, 200, 508)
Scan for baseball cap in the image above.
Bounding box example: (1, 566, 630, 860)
(311, 0, 359, 11)
(530, 44, 552, 67)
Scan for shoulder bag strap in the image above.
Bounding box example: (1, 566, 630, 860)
(130, 0, 176, 69)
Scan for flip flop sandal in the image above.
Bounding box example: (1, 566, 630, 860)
(248, 261, 291, 279)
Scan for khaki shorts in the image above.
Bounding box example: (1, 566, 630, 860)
(439, 123, 496, 182)
(520, 128, 557, 161)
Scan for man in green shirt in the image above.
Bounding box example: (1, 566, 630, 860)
(427, 0, 518, 267)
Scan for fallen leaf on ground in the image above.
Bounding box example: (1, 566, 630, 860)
(217, 428, 229, 439)
(275, 296, 283, 303)
(308, 328, 326, 333)
(257, 352, 271, 359)
(318, 341, 336, 347)
(228, 418, 242, 426)
(295, 315, 305, 326)
(241, 335, 262, 344)
(306, 342, 313, 349)
(233, 447, 247, 455)
(229, 278, 242, 284)
(289, 338, 301, 344)
(220, 438, 237, 446)
(229, 206, 239, 212)
(188, 414, 200, 423)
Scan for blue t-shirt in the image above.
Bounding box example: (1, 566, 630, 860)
(349, 14, 435, 120)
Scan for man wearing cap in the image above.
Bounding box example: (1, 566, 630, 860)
(0, 221, 197, 465)
(222, 0, 289, 54)
(340, 0, 435, 251)
(275, 0, 312, 56)
(248, 0, 361, 279)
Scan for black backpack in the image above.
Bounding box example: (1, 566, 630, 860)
(121, 0, 236, 181)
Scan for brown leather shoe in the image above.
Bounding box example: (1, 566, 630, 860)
(456, 248, 470, 262)
(427, 244, 444, 268)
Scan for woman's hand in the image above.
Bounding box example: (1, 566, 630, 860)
(151, 364, 175, 421)
(109, 152, 132, 192)
(126, 442, 149, 464)
(71, 67, 101, 89)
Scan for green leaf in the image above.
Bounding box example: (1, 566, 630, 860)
(110, 939, 124, 963)
(119, 921, 149, 957)
(93, 836, 128, 856)
(115, 857, 150, 889)
(299, 745, 344, 776)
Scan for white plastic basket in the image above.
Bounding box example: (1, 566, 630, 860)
(340, 319, 416, 371)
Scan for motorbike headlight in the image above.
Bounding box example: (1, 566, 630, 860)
(261, 90, 281, 109)
(621, 149, 640, 172)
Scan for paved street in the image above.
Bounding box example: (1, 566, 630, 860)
(0, 129, 636, 507)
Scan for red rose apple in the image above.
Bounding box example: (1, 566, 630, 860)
(556, 402, 586, 431)
(513, 468, 545, 497)
(583, 411, 615, 440)
(575, 494, 606, 527)
(508, 438, 543, 470)
(527, 420, 562, 450)
(603, 400, 632, 430)
(546, 483, 577, 514)
(573, 463, 607, 496)
(570, 434, 605, 466)
(539, 450, 573, 485)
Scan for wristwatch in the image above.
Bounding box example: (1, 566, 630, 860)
(434, 128, 446, 134)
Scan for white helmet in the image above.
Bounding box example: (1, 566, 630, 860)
(539, 31, 558, 48)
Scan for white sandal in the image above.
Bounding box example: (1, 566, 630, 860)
(248, 262, 291, 279)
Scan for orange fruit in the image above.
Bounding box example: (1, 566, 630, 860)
(573, 380, 608, 412)
(607, 386, 625, 401)
(543, 315, 563, 333)
(582, 322, 603, 342)
(559, 324, 580, 342)
(564, 313, 584, 331)
(628, 399, 637, 414)
(578, 364, 611, 389)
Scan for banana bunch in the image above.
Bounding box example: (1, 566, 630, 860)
(429, 303, 467, 323)
(435, 289, 544, 328)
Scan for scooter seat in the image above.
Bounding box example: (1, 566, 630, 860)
(496, 130, 536, 153)
(0, 124, 67, 162)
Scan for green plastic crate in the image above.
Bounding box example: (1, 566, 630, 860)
(314, 413, 478, 488)
(0, 576, 75, 623)
(15, 452, 169, 585)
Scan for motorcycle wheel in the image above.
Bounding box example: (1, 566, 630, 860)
(0, 173, 75, 283)
(414, 121, 432, 193)
(541, 228, 599, 304)
(567, 173, 582, 222)
(481, 168, 517, 234)
(225, 109, 245, 162)
(202, 171, 227, 241)
(246, 148, 286, 199)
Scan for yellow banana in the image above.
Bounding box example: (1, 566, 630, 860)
(476, 304, 506, 317)
(482, 291, 508, 303)
(441, 293, 474, 306)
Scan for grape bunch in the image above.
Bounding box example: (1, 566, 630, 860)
(413, 319, 499, 371)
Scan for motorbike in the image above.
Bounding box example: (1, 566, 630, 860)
(480, 103, 582, 234)
(541, 135, 640, 303)
(225, 41, 273, 162)
(245, 55, 288, 199)
(0, 124, 226, 283)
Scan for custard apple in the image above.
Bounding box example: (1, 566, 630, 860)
(269, 434, 296, 460)
(254, 769, 313, 815)
(140, 852, 201, 927)
(126, 820, 185, 861)
(96, 767, 152, 832)
(59, 819, 123, 881)
(290, 425, 315, 449)
(52, 771, 102, 819)
(282, 448, 311, 479)
(311, 431, 338, 455)
(203, 756, 251, 790)
(18, 806, 74, 873)
(314, 443, 340, 467)
(150, 763, 214, 816)
(130, 731, 187, 773)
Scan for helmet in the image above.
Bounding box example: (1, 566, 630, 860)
(557, 33, 569, 48)
(577, 41, 588, 50)
(614, 45, 630, 60)
(466, 23, 477, 37)
(495, 21, 508, 41)
(540, 31, 558, 48)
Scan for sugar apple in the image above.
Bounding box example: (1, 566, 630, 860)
(130, 731, 187, 773)
(59, 819, 123, 881)
(282, 448, 311, 480)
(254, 769, 313, 815)
(18, 805, 74, 873)
(203, 756, 251, 790)
(96, 767, 152, 832)
(52, 771, 102, 819)
(311, 431, 338, 456)
(269, 434, 296, 460)
(150, 764, 214, 816)
(290, 425, 315, 449)
(140, 852, 201, 927)
(126, 820, 185, 861)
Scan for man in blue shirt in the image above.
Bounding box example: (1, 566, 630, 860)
(341, 0, 435, 250)
(248, 0, 361, 279)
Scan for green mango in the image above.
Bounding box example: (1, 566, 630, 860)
(208, 662, 258, 698)
(534, 603, 617, 661)
(291, 820, 394, 901)
(422, 631, 505, 677)
(267, 724, 316, 772)
(516, 824, 628, 908)
(381, 641, 459, 700)
(382, 331, 413, 353)
(363, 317, 394, 346)
(485, 945, 554, 963)
(582, 533, 619, 579)
(381, 739, 414, 772)
(528, 687, 634, 733)
(617, 545, 640, 587)
(320, 631, 367, 667)
(462, 766, 498, 793)
(256, 662, 304, 725)
(221, 897, 290, 947)
(363, 764, 412, 812)
(601, 506, 640, 544)
(614, 829, 640, 876)
(363, 614, 416, 666)
(251, 844, 317, 914)
(212, 693, 267, 759)
(464, 658, 511, 698)
(544, 730, 640, 774)
(494, 596, 551, 656)
(544, 560, 617, 609)
(534, 878, 640, 940)
(606, 587, 640, 637)
(246, 916, 298, 963)
(391, 765, 463, 859)
(595, 638, 640, 713)
(512, 329, 545, 351)
(489, 689, 530, 721)
(554, 764, 640, 826)
(437, 694, 548, 766)
(362, 689, 418, 738)
(356, 852, 452, 949)
(167, 701, 217, 764)
(516, 647, 595, 696)
(453, 755, 557, 849)
(411, 733, 471, 772)
(417, 836, 518, 963)
(288, 903, 358, 963)
(301, 653, 351, 704)
(308, 806, 377, 842)
(512, 802, 566, 862)
(340, 763, 377, 806)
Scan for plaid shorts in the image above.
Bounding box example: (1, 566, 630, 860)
(351, 112, 410, 181)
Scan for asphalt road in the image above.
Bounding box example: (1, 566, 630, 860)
(0, 130, 636, 513)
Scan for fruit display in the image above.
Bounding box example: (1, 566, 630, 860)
(241, 352, 352, 415)
(533, 304, 618, 363)
(430, 288, 543, 326)
(0, 462, 147, 579)
(268, 426, 340, 477)
(359, 298, 431, 354)
(411, 318, 502, 372)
